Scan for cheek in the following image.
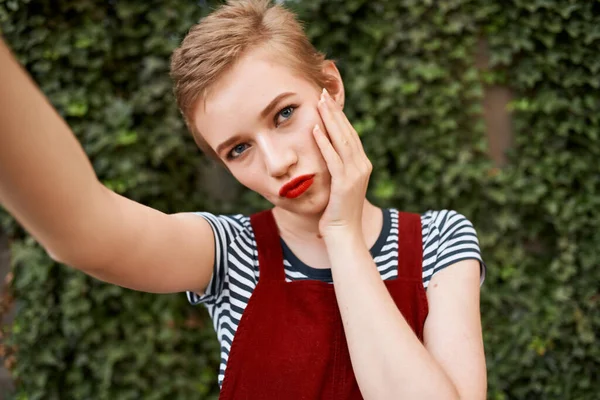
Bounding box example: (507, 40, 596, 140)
(230, 167, 277, 199)
(291, 106, 322, 148)
(231, 170, 259, 191)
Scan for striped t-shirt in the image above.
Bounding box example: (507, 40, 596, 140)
(186, 208, 485, 388)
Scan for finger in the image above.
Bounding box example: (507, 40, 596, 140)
(323, 88, 356, 148)
(318, 89, 352, 160)
(313, 123, 343, 176)
(340, 111, 362, 152)
(322, 89, 367, 163)
(323, 89, 360, 152)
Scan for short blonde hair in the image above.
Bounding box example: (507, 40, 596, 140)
(170, 0, 336, 161)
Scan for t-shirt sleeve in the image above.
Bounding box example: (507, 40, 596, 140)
(422, 209, 486, 288)
(185, 212, 247, 306)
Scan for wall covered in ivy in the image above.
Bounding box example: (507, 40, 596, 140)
(1, 0, 598, 398)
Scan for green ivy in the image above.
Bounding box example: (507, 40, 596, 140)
(1, 0, 599, 398)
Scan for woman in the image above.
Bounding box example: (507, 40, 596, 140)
(0, 0, 487, 398)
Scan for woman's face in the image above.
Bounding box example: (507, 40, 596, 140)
(193, 48, 340, 216)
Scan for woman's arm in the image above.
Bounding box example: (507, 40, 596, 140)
(423, 260, 487, 398)
(314, 88, 486, 399)
(0, 38, 214, 294)
(328, 234, 486, 399)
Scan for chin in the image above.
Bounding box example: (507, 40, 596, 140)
(279, 187, 329, 216)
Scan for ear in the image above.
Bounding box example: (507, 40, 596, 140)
(322, 60, 345, 109)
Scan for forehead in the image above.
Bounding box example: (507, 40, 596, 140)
(193, 48, 317, 149)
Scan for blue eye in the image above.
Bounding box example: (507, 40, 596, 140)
(280, 107, 293, 118)
(227, 143, 249, 160)
(275, 105, 297, 126)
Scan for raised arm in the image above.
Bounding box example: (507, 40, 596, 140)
(0, 38, 214, 294)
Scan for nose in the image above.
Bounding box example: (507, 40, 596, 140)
(257, 134, 297, 178)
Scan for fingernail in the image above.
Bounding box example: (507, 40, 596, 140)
(323, 87, 329, 99)
(314, 124, 321, 133)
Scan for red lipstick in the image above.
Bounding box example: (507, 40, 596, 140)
(279, 174, 315, 199)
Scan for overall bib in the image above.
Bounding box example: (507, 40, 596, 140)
(219, 209, 429, 399)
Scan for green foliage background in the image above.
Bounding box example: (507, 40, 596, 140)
(1, 0, 599, 398)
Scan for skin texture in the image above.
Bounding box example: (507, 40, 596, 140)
(0, 39, 216, 294)
(194, 47, 487, 399)
(194, 47, 384, 266)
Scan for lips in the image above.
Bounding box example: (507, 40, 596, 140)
(279, 174, 315, 199)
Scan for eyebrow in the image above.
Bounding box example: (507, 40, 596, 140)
(259, 92, 295, 119)
(215, 92, 296, 156)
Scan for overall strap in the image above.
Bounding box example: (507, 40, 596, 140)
(250, 209, 286, 283)
(397, 211, 424, 281)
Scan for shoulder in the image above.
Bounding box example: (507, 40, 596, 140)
(419, 209, 478, 242)
(192, 212, 257, 264)
(415, 209, 484, 288)
(193, 212, 251, 228)
(193, 212, 252, 239)
(185, 213, 256, 306)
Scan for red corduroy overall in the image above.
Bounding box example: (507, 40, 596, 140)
(219, 209, 429, 400)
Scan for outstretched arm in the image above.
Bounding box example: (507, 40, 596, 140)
(0, 38, 215, 294)
(0, 38, 103, 256)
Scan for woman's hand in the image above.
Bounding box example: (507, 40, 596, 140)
(313, 88, 372, 238)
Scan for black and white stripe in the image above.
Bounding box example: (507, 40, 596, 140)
(186, 209, 484, 388)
